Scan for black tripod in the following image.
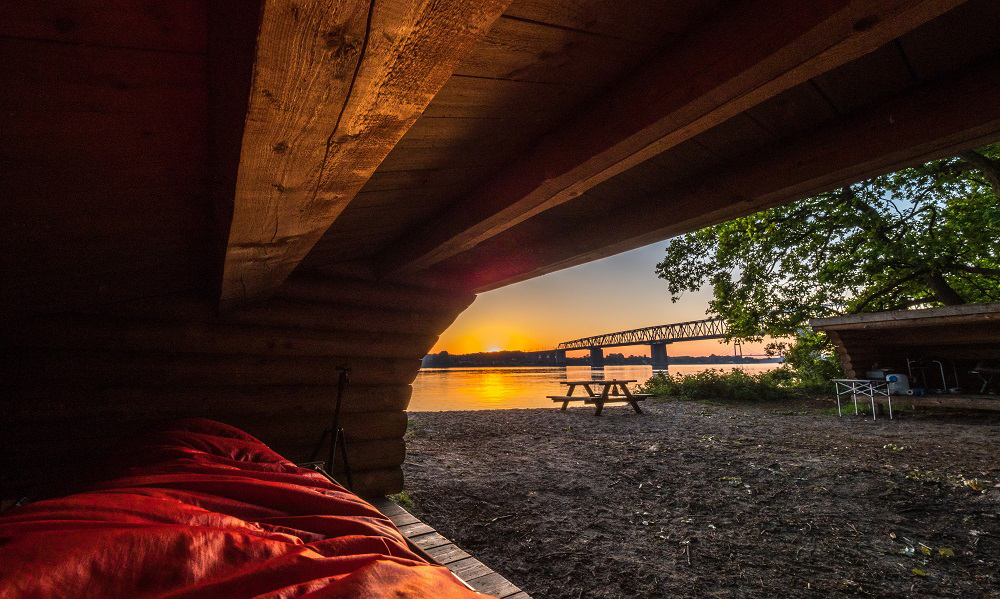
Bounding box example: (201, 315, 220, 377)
(309, 366, 353, 490)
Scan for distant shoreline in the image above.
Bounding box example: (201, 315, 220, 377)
(420, 351, 782, 368)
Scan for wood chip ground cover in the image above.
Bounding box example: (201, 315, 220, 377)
(404, 399, 1000, 598)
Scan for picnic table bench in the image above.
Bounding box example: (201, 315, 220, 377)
(547, 379, 650, 416)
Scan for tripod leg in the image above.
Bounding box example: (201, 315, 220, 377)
(309, 428, 332, 463)
(336, 428, 353, 490)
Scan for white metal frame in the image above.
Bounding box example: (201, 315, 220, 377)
(832, 379, 892, 420)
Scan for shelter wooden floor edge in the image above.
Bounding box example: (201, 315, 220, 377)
(371, 497, 530, 598)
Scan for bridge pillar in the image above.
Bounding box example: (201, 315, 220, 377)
(556, 349, 566, 365)
(589, 347, 604, 368)
(651, 343, 669, 371)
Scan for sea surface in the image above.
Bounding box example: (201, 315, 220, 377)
(408, 363, 780, 411)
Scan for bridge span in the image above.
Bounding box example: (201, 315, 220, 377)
(556, 318, 729, 369)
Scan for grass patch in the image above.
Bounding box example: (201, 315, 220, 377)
(404, 419, 425, 441)
(390, 491, 415, 510)
(819, 403, 873, 416)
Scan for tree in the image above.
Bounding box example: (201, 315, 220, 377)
(655, 143, 1000, 377)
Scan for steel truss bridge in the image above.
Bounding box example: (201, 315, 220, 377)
(557, 318, 729, 350)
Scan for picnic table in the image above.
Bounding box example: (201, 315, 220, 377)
(547, 379, 651, 416)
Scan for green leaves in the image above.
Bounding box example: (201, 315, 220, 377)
(656, 142, 1000, 367)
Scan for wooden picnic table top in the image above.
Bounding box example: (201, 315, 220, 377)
(561, 379, 637, 385)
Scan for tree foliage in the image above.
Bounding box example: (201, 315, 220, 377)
(656, 143, 1000, 345)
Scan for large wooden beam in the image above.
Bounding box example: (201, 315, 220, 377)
(379, 0, 967, 275)
(443, 57, 1000, 291)
(219, 0, 509, 308)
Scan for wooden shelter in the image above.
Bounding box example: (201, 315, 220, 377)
(811, 303, 1000, 397)
(4, 0, 1000, 498)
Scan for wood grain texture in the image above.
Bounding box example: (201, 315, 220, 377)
(452, 14, 656, 85)
(439, 55, 1000, 292)
(379, 0, 969, 275)
(219, 0, 510, 308)
(503, 0, 724, 42)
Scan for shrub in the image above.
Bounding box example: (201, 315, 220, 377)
(641, 366, 828, 402)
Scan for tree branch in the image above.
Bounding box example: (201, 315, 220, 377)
(850, 270, 926, 313)
(926, 271, 967, 305)
(960, 151, 1000, 196)
(950, 264, 1000, 276)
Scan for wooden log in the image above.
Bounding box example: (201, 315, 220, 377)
(236, 412, 408, 443)
(875, 395, 1000, 411)
(7, 384, 413, 421)
(1, 251, 207, 321)
(351, 467, 404, 498)
(1, 442, 406, 499)
(264, 438, 405, 472)
(835, 326, 1000, 346)
(4, 427, 406, 468)
(3, 317, 439, 360)
(219, 0, 511, 307)
(77, 293, 468, 336)
(223, 300, 467, 336)
(3, 350, 422, 387)
(7, 404, 408, 444)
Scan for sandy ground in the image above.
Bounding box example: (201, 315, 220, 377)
(404, 398, 1000, 598)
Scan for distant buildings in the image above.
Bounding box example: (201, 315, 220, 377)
(421, 350, 781, 368)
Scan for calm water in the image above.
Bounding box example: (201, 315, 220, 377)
(409, 363, 780, 411)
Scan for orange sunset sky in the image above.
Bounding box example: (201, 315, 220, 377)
(432, 241, 770, 358)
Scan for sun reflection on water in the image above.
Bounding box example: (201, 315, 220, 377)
(409, 364, 779, 411)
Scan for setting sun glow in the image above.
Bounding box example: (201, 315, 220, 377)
(430, 243, 770, 357)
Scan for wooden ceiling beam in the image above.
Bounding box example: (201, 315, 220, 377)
(442, 57, 1000, 292)
(379, 0, 968, 275)
(218, 0, 510, 308)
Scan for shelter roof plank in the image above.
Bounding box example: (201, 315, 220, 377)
(452, 15, 659, 85)
(0, 37, 206, 114)
(438, 55, 1000, 291)
(896, 0, 1000, 81)
(219, 0, 511, 308)
(358, 166, 499, 194)
(503, 0, 727, 42)
(4, 110, 206, 170)
(685, 112, 777, 160)
(0, 0, 208, 53)
(744, 83, 840, 140)
(811, 42, 919, 114)
(377, 0, 969, 277)
(420, 75, 597, 120)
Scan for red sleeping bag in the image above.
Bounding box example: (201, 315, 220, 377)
(0, 419, 490, 598)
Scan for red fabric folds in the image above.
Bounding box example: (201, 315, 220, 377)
(0, 419, 489, 599)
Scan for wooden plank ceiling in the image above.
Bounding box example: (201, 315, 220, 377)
(4, 0, 1000, 315)
(297, 0, 1000, 293)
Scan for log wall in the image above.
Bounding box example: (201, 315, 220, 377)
(2, 272, 474, 498)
